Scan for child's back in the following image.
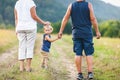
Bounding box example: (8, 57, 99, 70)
(41, 34, 51, 53)
(40, 25, 59, 69)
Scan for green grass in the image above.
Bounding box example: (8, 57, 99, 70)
(61, 35, 120, 80)
(0, 34, 54, 80)
(0, 34, 68, 80)
(0, 32, 120, 80)
(0, 30, 17, 54)
(93, 38, 120, 80)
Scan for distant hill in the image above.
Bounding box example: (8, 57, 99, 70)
(56, 0, 120, 20)
(34, 0, 65, 22)
(88, 0, 120, 20)
(0, 0, 120, 26)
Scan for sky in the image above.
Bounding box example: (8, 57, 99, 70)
(101, 0, 120, 7)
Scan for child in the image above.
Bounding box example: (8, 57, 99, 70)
(40, 25, 59, 68)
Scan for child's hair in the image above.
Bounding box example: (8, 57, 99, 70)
(44, 25, 53, 32)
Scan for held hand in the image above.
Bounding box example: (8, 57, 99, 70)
(16, 32, 18, 35)
(58, 32, 63, 39)
(44, 21, 51, 26)
(96, 32, 101, 39)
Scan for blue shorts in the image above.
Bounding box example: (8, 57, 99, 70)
(73, 38, 94, 56)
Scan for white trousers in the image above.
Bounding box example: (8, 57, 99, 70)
(17, 29, 36, 60)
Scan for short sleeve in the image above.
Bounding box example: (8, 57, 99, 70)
(29, 0, 36, 8)
(15, 1, 19, 10)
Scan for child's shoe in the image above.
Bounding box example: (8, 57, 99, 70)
(41, 63, 48, 69)
(41, 63, 45, 68)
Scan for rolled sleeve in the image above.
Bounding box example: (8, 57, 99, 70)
(29, 0, 36, 8)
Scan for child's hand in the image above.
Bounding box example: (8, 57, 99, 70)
(16, 32, 18, 35)
(57, 37, 60, 40)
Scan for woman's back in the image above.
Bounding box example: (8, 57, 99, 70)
(15, 0, 37, 31)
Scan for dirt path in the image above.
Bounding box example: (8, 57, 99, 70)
(54, 44, 77, 80)
(0, 36, 87, 80)
(51, 40, 88, 80)
(0, 46, 18, 69)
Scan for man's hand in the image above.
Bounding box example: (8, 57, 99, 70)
(96, 32, 101, 39)
(58, 32, 63, 39)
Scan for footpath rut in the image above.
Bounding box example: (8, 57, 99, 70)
(0, 37, 87, 80)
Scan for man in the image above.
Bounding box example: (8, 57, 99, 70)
(58, 0, 101, 79)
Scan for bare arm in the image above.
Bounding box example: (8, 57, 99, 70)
(45, 35, 58, 42)
(88, 3, 101, 39)
(14, 9, 18, 27)
(58, 4, 71, 38)
(30, 6, 49, 25)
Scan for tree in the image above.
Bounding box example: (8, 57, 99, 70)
(0, 15, 3, 23)
(99, 20, 120, 38)
(52, 21, 72, 34)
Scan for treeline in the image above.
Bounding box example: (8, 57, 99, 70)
(0, 20, 120, 38)
(0, 0, 65, 26)
(1, 0, 120, 27)
(0, 0, 16, 25)
(51, 20, 120, 38)
(99, 20, 120, 38)
(52, 21, 72, 34)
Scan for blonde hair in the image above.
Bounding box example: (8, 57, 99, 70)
(44, 25, 53, 32)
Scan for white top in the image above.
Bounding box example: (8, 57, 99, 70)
(15, 0, 37, 32)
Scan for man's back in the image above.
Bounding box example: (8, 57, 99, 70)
(71, 1, 92, 38)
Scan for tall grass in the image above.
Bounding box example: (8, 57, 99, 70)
(0, 34, 70, 80)
(0, 32, 120, 80)
(0, 34, 54, 80)
(62, 35, 120, 80)
(93, 38, 120, 80)
(0, 30, 17, 54)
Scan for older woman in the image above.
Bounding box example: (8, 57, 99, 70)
(14, 0, 49, 72)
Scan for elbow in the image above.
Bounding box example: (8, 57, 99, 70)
(62, 16, 69, 22)
(32, 15, 38, 21)
(47, 40, 53, 42)
(91, 17, 98, 25)
(50, 40, 55, 42)
(62, 18, 68, 24)
(50, 40, 54, 42)
(90, 17, 96, 22)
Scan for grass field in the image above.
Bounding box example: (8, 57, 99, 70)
(0, 29, 17, 54)
(0, 30, 120, 80)
(62, 35, 120, 80)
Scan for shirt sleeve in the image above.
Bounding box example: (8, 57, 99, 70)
(15, 1, 19, 10)
(29, 0, 36, 8)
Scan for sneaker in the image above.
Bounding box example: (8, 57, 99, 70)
(26, 68, 32, 72)
(87, 72, 94, 79)
(77, 73, 84, 80)
(41, 64, 48, 69)
(41, 63, 45, 68)
(20, 68, 25, 72)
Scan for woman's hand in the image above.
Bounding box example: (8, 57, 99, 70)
(44, 21, 51, 26)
